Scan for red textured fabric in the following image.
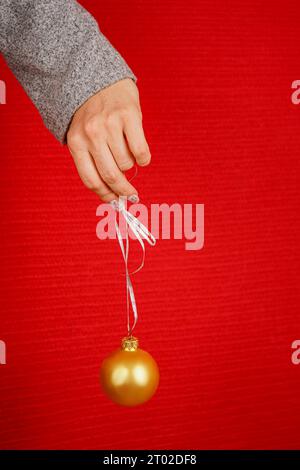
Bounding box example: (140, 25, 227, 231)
(0, 0, 300, 450)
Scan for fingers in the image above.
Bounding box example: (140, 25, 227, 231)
(123, 111, 151, 166)
(90, 142, 138, 198)
(69, 148, 117, 202)
(66, 79, 151, 200)
(106, 119, 135, 172)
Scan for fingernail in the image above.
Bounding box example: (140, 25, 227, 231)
(128, 194, 139, 203)
(110, 199, 120, 211)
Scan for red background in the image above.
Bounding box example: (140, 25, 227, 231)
(0, 0, 300, 449)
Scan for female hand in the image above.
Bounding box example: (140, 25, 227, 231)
(67, 78, 151, 202)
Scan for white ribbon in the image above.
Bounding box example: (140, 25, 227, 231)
(112, 197, 156, 335)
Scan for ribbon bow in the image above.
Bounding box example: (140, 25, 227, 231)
(111, 197, 156, 335)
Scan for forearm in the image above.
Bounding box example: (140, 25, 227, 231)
(0, 0, 136, 142)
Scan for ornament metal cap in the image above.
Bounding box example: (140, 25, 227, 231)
(122, 336, 139, 351)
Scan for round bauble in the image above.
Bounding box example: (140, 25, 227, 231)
(100, 336, 159, 407)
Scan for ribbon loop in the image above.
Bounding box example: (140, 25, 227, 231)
(113, 197, 156, 335)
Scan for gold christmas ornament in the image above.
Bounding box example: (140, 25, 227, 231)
(100, 336, 159, 407)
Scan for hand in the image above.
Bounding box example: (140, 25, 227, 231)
(67, 78, 151, 202)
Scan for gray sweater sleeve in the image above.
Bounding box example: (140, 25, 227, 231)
(0, 0, 136, 142)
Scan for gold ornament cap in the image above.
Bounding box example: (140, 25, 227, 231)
(122, 336, 139, 351)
